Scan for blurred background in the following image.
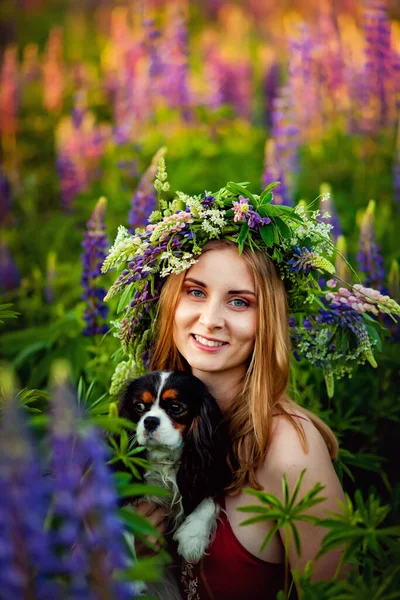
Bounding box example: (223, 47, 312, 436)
(1, 0, 400, 494)
(0, 2, 400, 596)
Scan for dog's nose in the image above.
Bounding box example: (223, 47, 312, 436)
(144, 416, 160, 432)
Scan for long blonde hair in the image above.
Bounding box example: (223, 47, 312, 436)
(150, 239, 338, 494)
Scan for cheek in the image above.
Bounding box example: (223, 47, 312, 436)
(173, 299, 192, 339)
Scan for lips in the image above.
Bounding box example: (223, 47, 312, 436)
(191, 334, 228, 352)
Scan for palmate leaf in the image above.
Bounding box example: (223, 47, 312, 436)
(242, 488, 283, 507)
(240, 512, 282, 526)
(0, 303, 19, 324)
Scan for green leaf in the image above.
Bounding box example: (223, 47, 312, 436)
(274, 216, 292, 240)
(238, 222, 250, 252)
(260, 182, 281, 201)
(119, 507, 163, 537)
(365, 324, 382, 353)
(119, 483, 171, 498)
(117, 282, 134, 314)
(90, 415, 137, 433)
(259, 224, 274, 248)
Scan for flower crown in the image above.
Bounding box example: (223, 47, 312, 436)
(102, 158, 400, 398)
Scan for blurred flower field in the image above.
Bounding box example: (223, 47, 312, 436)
(0, 0, 400, 598)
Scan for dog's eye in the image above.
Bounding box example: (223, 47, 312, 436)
(169, 403, 184, 415)
(135, 402, 146, 413)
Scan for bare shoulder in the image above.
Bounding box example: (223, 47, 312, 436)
(260, 413, 342, 497)
(269, 413, 331, 465)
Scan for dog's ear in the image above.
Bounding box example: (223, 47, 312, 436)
(118, 378, 140, 421)
(177, 392, 231, 514)
(109, 378, 146, 503)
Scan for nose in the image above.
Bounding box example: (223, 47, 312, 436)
(144, 416, 160, 432)
(198, 298, 224, 329)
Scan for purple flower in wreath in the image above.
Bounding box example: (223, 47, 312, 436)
(287, 246, 335, 276)
(232, 196, 250, 222)
(201, 194, 215, 208)
(233, 196, 271, 231)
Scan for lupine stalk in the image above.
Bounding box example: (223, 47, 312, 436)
(45, 251, 56, 304)
(81, 197, 109, 336)
(49, 362, 133, 599)
(0, 371, 61, 600)
(0, 165, 12, 226)
(162, 8, 191, 119)
(43, 28, 64, 113)
(357, 200, 386, 291)
(0, 240, 20, 293)
(128, 149, 165, 232)
(262, 139, 292, 206)
(362, 0, 393, 129)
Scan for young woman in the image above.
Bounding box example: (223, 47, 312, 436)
(104, 178, 395, 598)
(139, 239, 346, 600)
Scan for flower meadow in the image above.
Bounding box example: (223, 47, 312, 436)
(1, 0, 400, 597)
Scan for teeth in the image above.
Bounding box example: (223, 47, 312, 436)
(194, 334, 226, 347)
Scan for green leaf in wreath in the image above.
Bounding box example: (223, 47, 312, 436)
(274, 216, 292, 240)
(260, 224, 275, 248)
(238, 222, 250, 252)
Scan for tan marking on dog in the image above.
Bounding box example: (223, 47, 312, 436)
(161, 388, 179, 400)
(141, 391, 155, 403)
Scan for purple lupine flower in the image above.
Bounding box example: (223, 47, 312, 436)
(317, 303, 374, 363)
(287, 246, 335, 276)
(161, 9, 192, 120)
(56, 149, 86, 213)
(81, 198, 109, 336)
(49, 369, 133, 599)
(357, 200, 386, 291)
(0, 386, 61, 600)
(0, 166, 12, 225)
(393, 149, 400, 213)
(262, 136, 294, 207)
(128, 153, 163, 232)
(263, 61, 280, 129)
(362, 0, 393, 129)
(0, 240, 20, 293)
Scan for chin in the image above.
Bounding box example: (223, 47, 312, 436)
(117, 370, 231, 565)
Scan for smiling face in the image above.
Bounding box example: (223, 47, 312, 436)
(173, 246, 257, 388)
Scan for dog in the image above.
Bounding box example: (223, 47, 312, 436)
(118, 370, 231, 565)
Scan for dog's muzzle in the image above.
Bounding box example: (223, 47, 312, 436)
(144, 416, 160, 432)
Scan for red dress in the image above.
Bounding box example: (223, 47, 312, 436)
(178, 414, 308, 600)
(179, 498, 288, 600)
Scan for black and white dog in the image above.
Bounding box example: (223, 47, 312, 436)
(118, 371, 231, 563)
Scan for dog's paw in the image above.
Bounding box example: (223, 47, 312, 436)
(174, 519, 209, 563)
(173, 498, 219, 563)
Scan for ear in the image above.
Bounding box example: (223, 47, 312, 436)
(109, 379, 146, 499)
(177, 392, 231, 514)
(118, 378, 140, 422)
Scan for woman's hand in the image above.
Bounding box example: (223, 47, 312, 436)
(134, 502, 170, 558)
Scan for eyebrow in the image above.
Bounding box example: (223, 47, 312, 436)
(184, 277, 256, 297)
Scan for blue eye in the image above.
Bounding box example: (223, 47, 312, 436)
(231, 298, 248, 308)
(189, 289, 204, 298)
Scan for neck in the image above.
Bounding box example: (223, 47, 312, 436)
(191, 368, 245, 412)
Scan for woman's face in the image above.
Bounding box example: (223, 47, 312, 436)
(173, 246, 257, 384)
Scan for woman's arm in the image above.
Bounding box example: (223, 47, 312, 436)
(258, 416, 349, 583)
